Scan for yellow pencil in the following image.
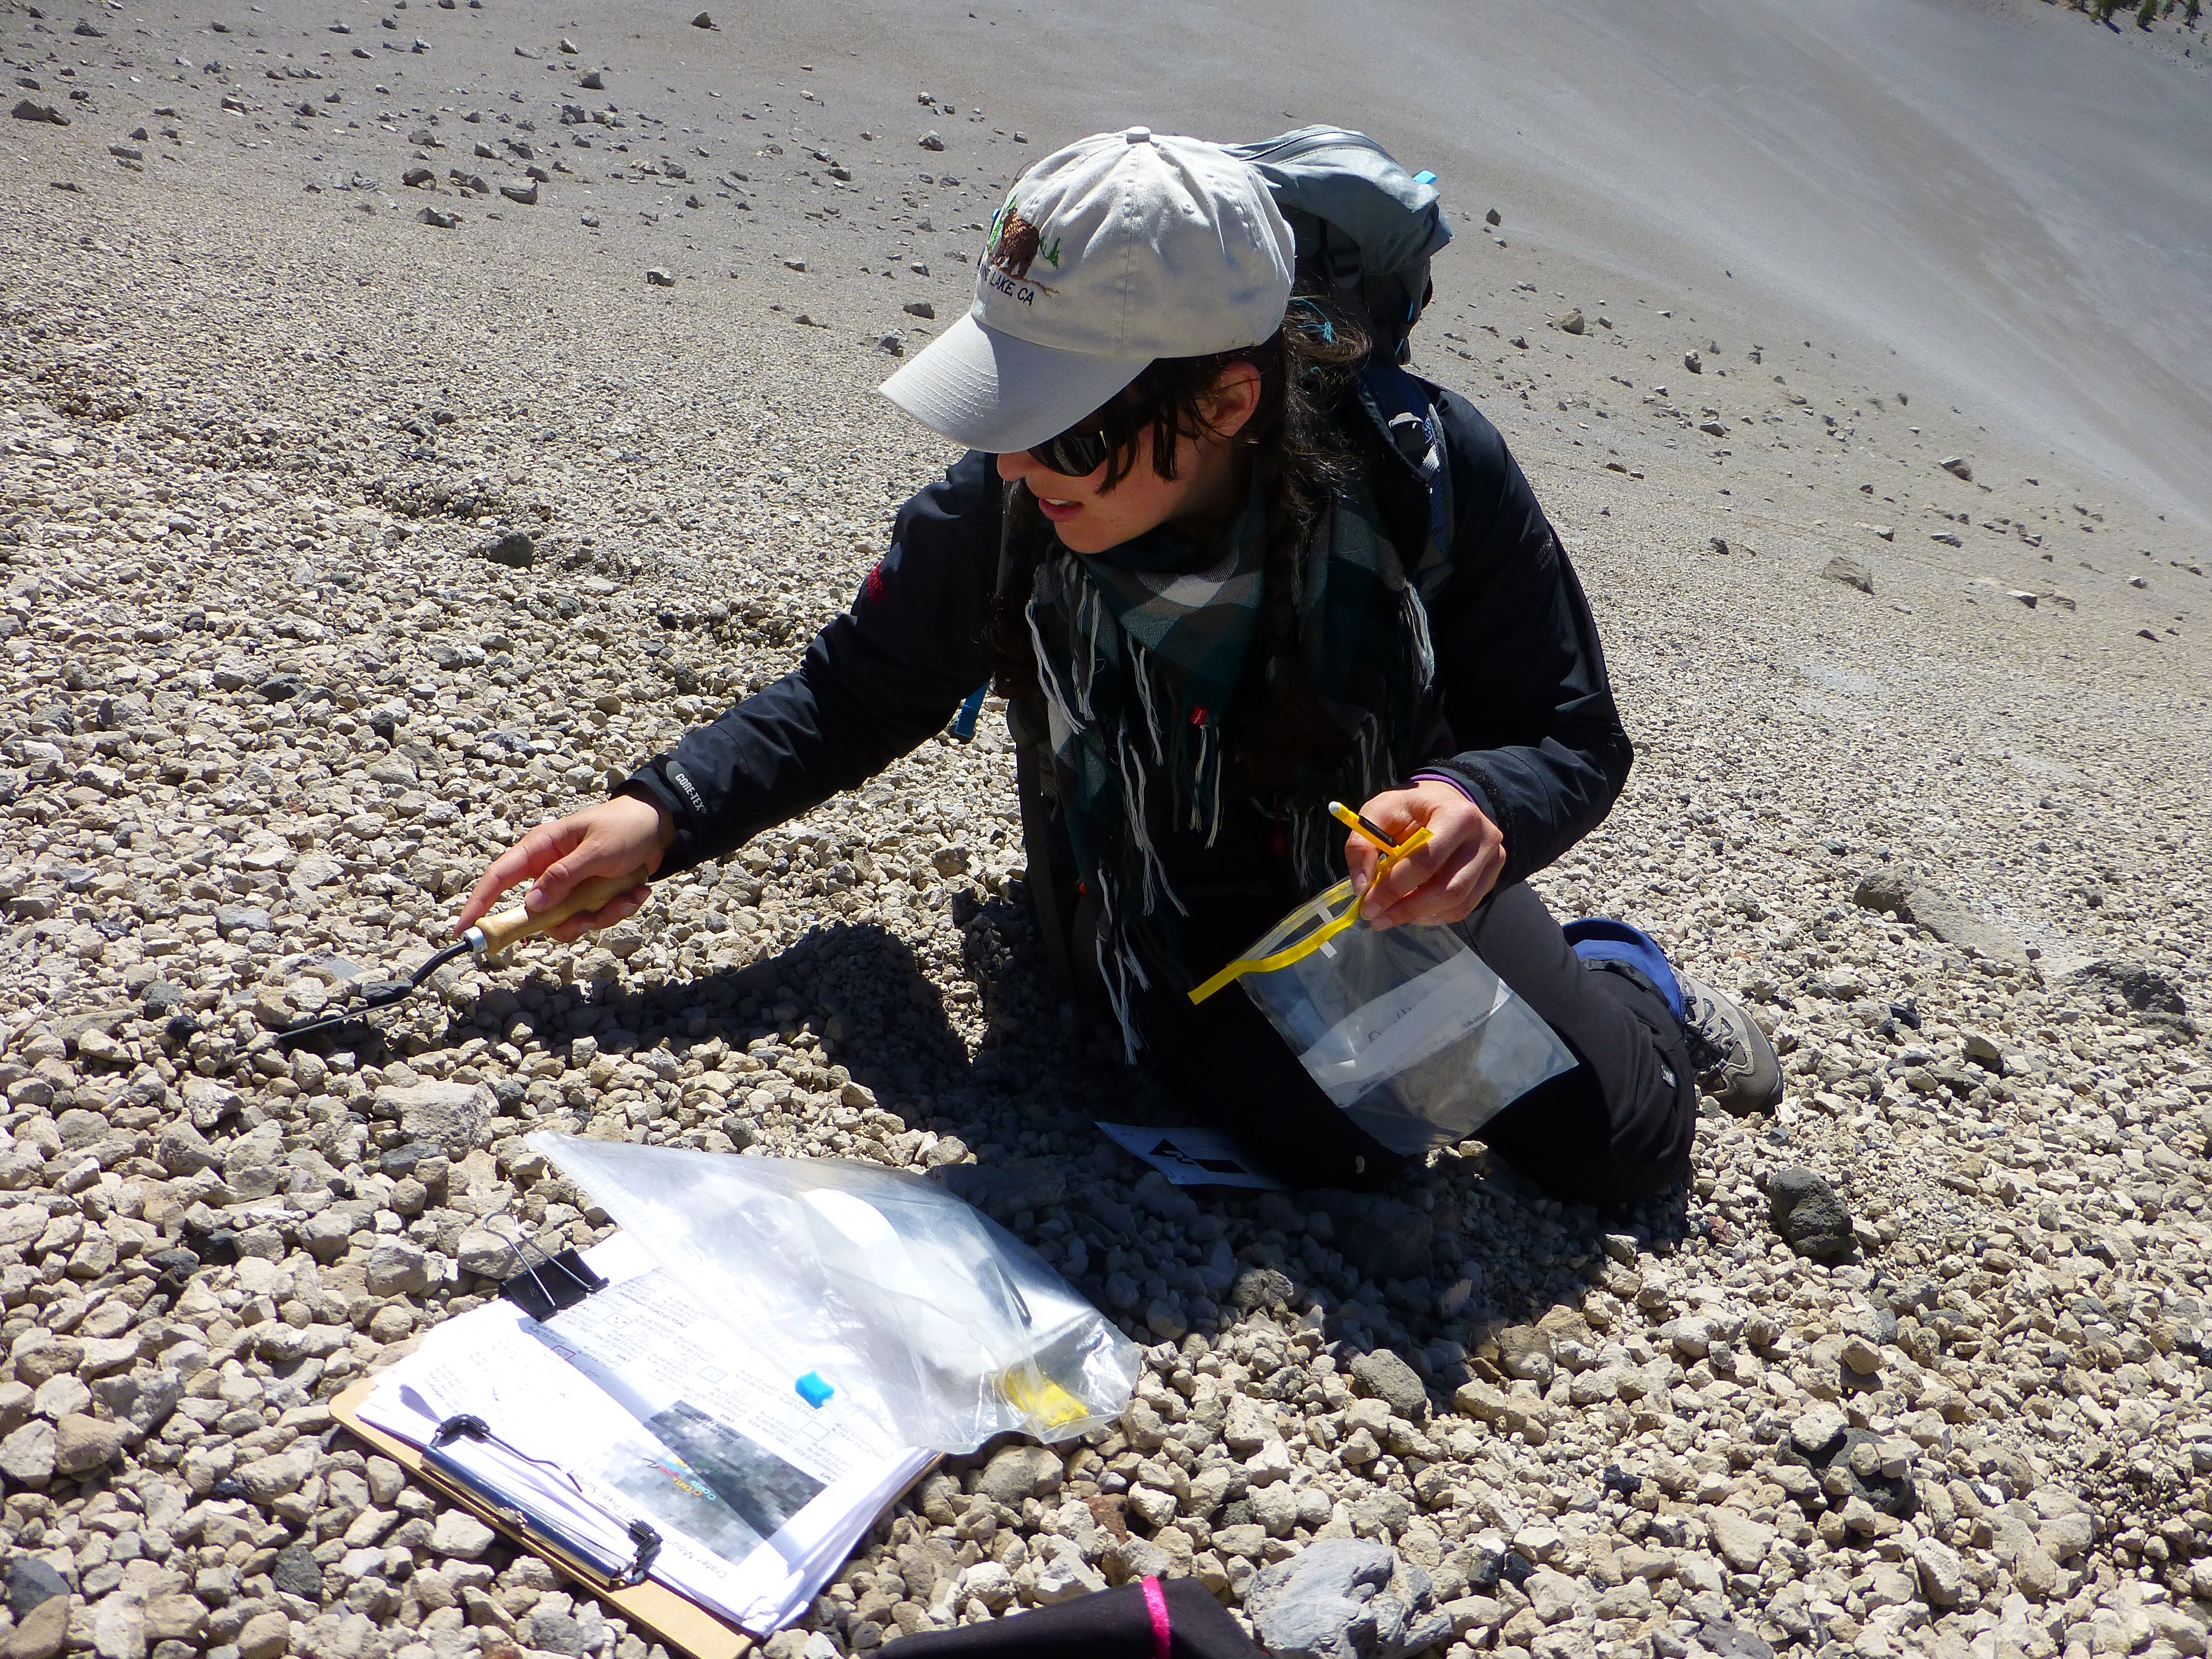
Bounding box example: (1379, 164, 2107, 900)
(1328, 799, 1401, 852)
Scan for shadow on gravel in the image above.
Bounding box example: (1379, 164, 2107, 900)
(348, 897, 1698, 1414)
(708, 902, 1697, 1413)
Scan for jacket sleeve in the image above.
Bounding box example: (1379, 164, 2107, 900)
(1411, 388, 1633, 888)
(621, 450, 1003, 878)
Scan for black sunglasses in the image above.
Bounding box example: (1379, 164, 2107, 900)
(1025, 406, 1119, 477)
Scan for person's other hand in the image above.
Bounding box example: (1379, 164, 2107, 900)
(1344, 780, 1506, 930)
(454, 794, 675, 944)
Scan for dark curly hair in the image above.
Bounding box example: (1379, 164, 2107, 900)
(986, 291, 1372, 794)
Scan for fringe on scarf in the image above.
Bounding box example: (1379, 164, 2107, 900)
(1026, 475, 1445, 1062)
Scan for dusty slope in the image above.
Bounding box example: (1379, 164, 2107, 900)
(1, 2, 2210, 1658)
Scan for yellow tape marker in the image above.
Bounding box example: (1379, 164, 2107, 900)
(1186, 824, 1433, 1004)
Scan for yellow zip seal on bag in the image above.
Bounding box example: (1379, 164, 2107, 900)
(1187, 802, 1433, 1004)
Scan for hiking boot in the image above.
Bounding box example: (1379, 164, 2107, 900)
(1678, 974, 1783, 1117)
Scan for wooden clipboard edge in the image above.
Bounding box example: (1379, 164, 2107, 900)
(331, 1378, 753, 1659)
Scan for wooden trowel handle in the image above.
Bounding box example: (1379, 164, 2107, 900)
(471, 866, 654, 957)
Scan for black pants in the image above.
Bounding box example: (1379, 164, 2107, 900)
(1135, 882, 1696, 1202)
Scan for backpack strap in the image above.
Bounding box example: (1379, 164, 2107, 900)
(1352, 359, 1455, 601)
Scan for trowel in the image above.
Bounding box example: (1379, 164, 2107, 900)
(275, 866, 650, 1047)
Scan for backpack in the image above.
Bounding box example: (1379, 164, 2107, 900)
(1225, 125, 1453, 366)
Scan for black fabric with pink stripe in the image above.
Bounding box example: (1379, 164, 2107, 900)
(878, 1577, 1260, 1658)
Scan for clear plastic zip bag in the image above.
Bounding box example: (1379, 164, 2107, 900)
(530, 1134, 1141, 1455)
(1192, 879, 1576, 1157)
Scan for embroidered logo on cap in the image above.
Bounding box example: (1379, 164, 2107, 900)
(981, 196, 1060, 304)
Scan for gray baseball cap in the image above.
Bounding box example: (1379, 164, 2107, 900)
(880, 127, 1295, 454)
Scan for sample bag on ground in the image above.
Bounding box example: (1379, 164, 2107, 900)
(530, 1135, 1141, 1455)
(1196, 881, 1577, 1157)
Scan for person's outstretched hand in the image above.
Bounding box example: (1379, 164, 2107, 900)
(454, 794, 675, 945)
(1345, 780, 1506, 930)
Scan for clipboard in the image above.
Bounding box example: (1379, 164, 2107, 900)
(332, 1379, 754, 1659)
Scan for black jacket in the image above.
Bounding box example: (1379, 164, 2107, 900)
(622, 379, 1631, 901)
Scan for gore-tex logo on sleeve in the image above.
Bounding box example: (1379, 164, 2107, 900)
(664, 762, 706, 816)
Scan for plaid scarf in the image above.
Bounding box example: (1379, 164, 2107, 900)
(1027, 472, 1446, 1058)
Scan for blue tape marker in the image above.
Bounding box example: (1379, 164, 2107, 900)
(1412, 170, 1437, 186)
(795, 1372, 834, 1409)
(950, 684, 987, 742)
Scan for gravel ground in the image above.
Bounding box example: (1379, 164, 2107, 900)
(1, 5, 2210, 1659)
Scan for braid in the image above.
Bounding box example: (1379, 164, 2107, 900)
(1224, 299, 1367, 795)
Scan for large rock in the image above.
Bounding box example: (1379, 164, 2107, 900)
(431, 1508, 497, 1560)
(1224, 1393, 1279, 1455)
(4, 1598, 69, 1659)
(141, 1593, 209, 1644)
(1348, 1349, 1429, 1420)
(1692, 1624, 1775, 1659)
(52, 1413, 126, 1475)
(9, 1342, 78, 1390)
(236, 1443, 317, 1502)
(1822, 555, 1874, 595)
(526, 1610, 588, 1655)
(1244, 1538, 1454, 1659)
(236, 1608, 291, 1659)
(155, 1119, 219, 1178)
(271, 1542, 323, 1601)
(376, 1080, 492, 1157)
(1028, 1537, 1107, 1605)
(2068, 959, 2189, 1019)
(363, 1240, 432, 1297)
(1913, 1535, 1965, 1605)
(0, 1419, 56, 1485)
(1767, 1166, 1854, 1263)
(1707, 1507, 1774, 1572)
(1229, 1266, 1295, 1313)
(482, 530, 535, 568)
(973, 1443, 1064, 1506)
(90, 1597, 144, 1659)
(6, 1558, 68, 1618)
(1776, 1424, 1916, 1519)
(1851, 868, 2027, 964)
(454, 1228, 522, 1280)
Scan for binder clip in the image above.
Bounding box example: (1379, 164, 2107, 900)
(486, 1219, 609, 1323)
(426, 1413, 664, 1589)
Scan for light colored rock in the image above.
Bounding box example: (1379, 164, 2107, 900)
(454, 1226, 521, 1280)
(52, 1412, 127, 1475)
(141, 1594, 209, 1644)
(958, 1559, 1014, 1611)
(377, 1079, 492, 1156)
(236, 1442, 317, 1502)
(1244, 1537, 1451, 1658)
(1913, 1535, 1964, 1605)
(5, 1599, 69, 1659)
(155, 1119, 219, 1177)
(973, 1442, 1062, 1506)
(431, 1508, 498, 1560)
(1823, 554, 1875, 594)
(1706, 1508, 1772, 1573)
(1029, 1537, 1107, 1605)
(1225, 1391, 1278, 1454)
(235, 1609, 290, 1659)
(89, 1595, 145, 1659)
(363, 1239, 432, 1296)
